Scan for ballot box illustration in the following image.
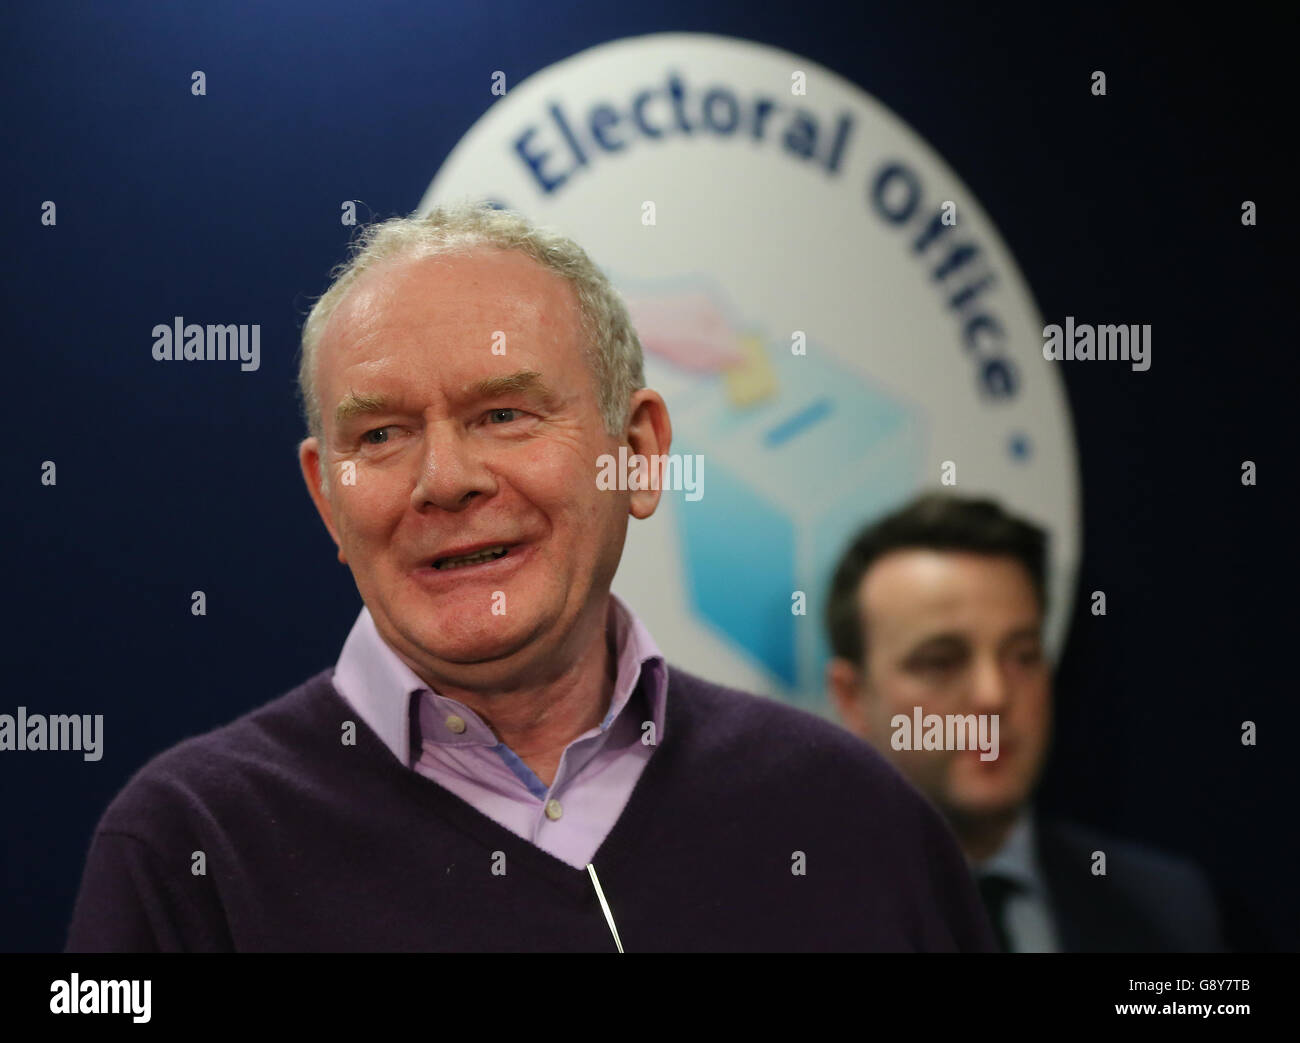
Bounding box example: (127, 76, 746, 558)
(628, 286, 927, 706)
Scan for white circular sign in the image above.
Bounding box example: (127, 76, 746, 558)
(420, 32, 1081, 715)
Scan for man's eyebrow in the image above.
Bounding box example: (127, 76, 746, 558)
(905, 632, 969, 655)
(999, 625, 1043, 649)
(333, 371, 557, 427)
(470, 370, 554, 401)
(334, 390, 391, 426)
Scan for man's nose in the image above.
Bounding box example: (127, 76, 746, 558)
(410, 422, 497, 511)
(968, 655, 1011, 712)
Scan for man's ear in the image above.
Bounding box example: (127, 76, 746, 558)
(827, 657, 872, 739)
(623, 389, 673, 520)
(298, 436, 347, 564)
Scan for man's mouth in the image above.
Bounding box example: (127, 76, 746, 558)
(432, 545, 512, 571)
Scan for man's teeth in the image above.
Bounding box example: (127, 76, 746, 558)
(434, 545, 509, 570)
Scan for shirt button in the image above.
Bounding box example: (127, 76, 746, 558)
(445, 715, 467, 734)
(544, 799, 563, 821)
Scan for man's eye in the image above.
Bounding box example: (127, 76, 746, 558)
(908, 651, 968, 675)
(362, 427, 392, 444)
(915, 658, 959, 672)
(487, 408, 522, 424)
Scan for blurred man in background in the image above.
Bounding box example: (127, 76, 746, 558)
(825, 492, 1223, 952)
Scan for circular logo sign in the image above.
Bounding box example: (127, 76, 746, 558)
(419, 32, 1080, 714)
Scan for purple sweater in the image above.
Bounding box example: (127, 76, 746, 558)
(65, 666, 996, 952)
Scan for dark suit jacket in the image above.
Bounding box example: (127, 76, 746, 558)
(1036, 816, 1224, 952)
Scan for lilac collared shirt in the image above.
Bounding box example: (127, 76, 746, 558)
(331, 591, 667, 870)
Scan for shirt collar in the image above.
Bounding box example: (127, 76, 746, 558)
(973, 804, 1049, 896)
(331, 591, 667, 767)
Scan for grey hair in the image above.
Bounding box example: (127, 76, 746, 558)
(297, 199, 645, 449)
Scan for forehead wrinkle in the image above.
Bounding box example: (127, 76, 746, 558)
(319, 252, 592, 435)
(332, 369, 560, 430)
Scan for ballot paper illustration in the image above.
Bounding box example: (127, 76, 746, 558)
(625, 285, 926, 703)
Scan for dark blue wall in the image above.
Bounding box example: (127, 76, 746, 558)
(2, 1, 1292, 951)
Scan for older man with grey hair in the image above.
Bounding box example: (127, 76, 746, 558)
(66, 202, 995, 953)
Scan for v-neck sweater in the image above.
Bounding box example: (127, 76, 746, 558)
(65, 665, 996, 952)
